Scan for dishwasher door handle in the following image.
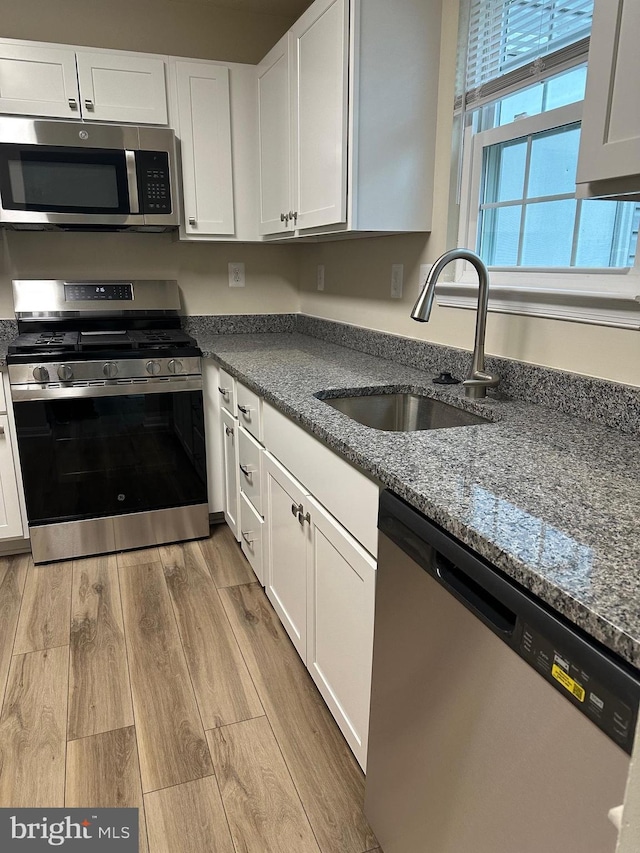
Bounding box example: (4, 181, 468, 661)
(434, 553, 517, 636)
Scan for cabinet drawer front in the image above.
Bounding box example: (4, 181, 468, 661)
(239, 491, 264, 584)
(217, 369, 236, 414)
(236, 381, 263, 441)
(263, 402, 379, 556)
(221, 406, 239, 540)
(238, 426, 263, 515)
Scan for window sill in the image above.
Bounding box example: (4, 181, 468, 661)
(435, 280, 640, 329)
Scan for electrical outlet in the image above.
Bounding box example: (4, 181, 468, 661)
(419, 263, 432, 294)
(317, 264, 325, 291)
(228, 262, 245, 288)
(391, 264, 404, 299)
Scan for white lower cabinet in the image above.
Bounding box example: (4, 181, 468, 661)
(264, 452, 310, 661)
(264, 449, 375, 770)
(0, 412, 24, 541)
(306, 494, 375, 769)
(221, 407, 240, 540)
(239, 491, 264, 585)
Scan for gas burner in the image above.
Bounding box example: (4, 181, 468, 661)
(9, 331, 79, 354)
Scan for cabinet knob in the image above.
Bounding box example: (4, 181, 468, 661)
(189, 217, 196, 226)
(84, 98, 95, 111)
(225, 425, 234, 437)
(68, 98, 78, 111)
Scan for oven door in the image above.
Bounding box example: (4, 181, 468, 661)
(12, 384, 207, 527)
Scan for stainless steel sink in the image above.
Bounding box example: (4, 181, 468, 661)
(321, 392, 490, 431)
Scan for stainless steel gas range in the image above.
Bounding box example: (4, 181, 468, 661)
(7, 279, 209, 563)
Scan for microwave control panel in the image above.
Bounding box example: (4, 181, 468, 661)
(136, 151, 172, 214)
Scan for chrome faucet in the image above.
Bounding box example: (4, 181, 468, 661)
(411, 248, 500, 399)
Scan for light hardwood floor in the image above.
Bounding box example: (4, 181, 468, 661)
(0, 524, 377, 853)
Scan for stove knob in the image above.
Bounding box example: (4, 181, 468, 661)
(103, 362, 118, 379)
(168, 359, 183, 374)
(32, 366, 50, 383)
(58, 364, 73, 381)
(146, 360, 161, 376)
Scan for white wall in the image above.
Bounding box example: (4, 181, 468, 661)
(0, 0, 293, 64)
(1, 231, 299, 317)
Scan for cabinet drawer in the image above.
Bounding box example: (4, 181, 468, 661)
(263, 402, 379, 556)
(239, 491, 264, 584)
(217, 368, 236, 414)
(236, 381, 263, 441)
(238, 426, 263, 515)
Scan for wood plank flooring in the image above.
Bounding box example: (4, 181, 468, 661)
(0, 526, 377, 853)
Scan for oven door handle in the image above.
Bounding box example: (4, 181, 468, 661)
(126, 151, 140, 214)
(10, 377, 203, 402)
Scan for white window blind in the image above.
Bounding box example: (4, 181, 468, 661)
(462, 0, 593, 108)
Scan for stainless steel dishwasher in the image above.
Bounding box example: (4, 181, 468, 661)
(365, 490, 640, 853)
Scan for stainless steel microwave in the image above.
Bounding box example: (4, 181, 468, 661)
(0, 117, 180, 231)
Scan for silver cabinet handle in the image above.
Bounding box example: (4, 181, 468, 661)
(68, 98, 78, 111)
(189, 217, 196, 226)
(239, 463, 254, 478)
(0, 425, 5, 436)
(218, 386, 229, 397)
(225, 425, 234, 437)
(293, 211, 298, 225)
(281, 213, 286, 222)
(241, 530, 256, 545)
(237, 404, 251, 415)
(290, 503, 310, 525)
(84, 98, 95, 111)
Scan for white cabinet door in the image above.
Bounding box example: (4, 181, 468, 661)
(174, 61, 234, 236)
(576, 0, 640, 195)
(76, 52, 167, 124)
(290, 0, 348, 230)
(306, 495, 375, 770)
(257, 35, 294, 236)
(0, 43, 80, 118)
(0, 414, 25, 540)
(221, 407, 240, 540)
(264, 452, 310, 661)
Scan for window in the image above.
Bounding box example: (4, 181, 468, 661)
(442, 0, 640, 328)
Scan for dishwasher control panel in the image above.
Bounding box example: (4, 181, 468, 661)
(521, 623, 635, 752)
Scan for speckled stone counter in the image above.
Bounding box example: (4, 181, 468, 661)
(200, 331, 640, 670)
(0, 320, 18, 369)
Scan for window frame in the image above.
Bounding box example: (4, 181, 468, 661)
(439, 100, 640, 329)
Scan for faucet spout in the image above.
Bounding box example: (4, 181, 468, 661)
(410, 248, 499, 399)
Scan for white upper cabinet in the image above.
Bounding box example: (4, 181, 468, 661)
(257, 35, 293, 236)
(0, 44, 80, 119)
(0, 40, 168, 124)
(257, 0, 441, 239)
(76, 52, 167, 125)
(290, 0, 348, 231)
(576, 0, 640, 198)
(174, 60, 234, 236)
(170, 59, 259, 242)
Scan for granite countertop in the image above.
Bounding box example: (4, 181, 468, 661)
(200, 332, 640, 670)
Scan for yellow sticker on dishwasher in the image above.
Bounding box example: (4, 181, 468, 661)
(552, 663, 586, 702)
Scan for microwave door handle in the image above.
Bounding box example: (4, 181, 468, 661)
(125, 151, 140, 214)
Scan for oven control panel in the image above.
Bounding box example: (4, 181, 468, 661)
(64, 283, 133, 301)
(8, 357, 202, 399)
